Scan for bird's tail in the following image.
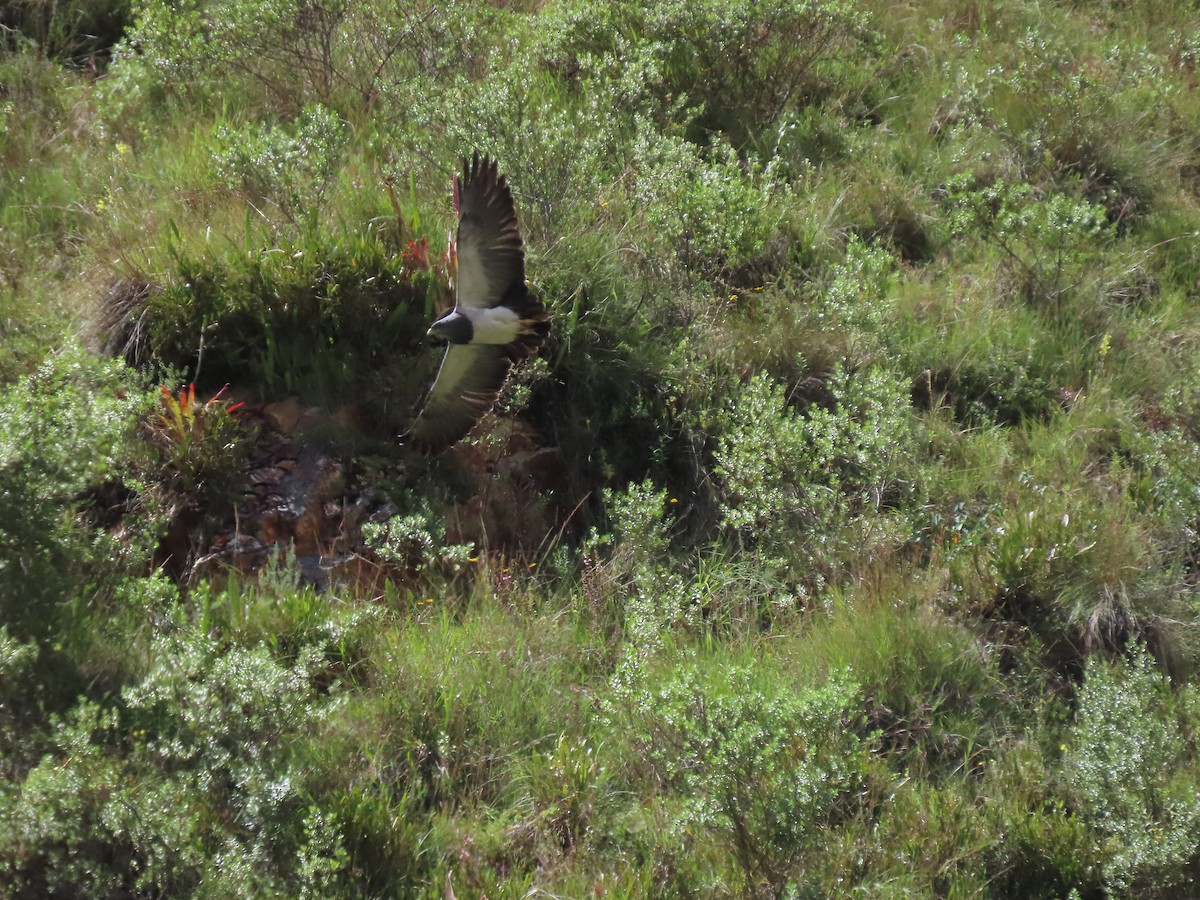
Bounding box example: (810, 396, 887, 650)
(500, 283, 550, 362)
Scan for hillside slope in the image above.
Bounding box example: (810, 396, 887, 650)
(3, 0, 1200, 896)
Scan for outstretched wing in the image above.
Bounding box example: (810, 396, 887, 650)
(454, 151, 525, 310)
(403, 343, 512, 455)
(404, 152, 549, 455)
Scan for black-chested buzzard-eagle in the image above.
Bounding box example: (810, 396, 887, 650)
(403, 152, 549, 455)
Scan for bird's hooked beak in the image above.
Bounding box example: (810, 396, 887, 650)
(427, 310, 471, 344)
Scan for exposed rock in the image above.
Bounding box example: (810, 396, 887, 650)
(262, 396, 320, 433)
(184, 398, 571, 591)
(442, 417, 573, 551)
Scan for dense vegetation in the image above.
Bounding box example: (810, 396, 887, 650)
(5, 0, 1200, 895)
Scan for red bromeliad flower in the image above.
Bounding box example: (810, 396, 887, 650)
(155, 383, 244, 444)
(401, 236, 431, 271)
(204, 384, 245, 416)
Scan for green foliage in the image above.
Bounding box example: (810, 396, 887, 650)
(964, 458, 1161, 672)
(0, 292, 56, 385)
(630, 127, 782, 275)
(0, 53, 102, 293)
(363, 607, 602, 825)
(534, 0, 879, 145)
(517, 732, 608, 855)
(1129, 370, 1200, 574)
(147, 382, 249, 504)
(951, 26, 1176, 215)
(190, 551, 382, 672)
(8, 0, 1200, 895)
(919, 356, 1060, 426)
(1064, 650, 1200, 893)
(123, 631, 331, 821)
(944, 175, 1115, 311)
(580, 481, 760, 650)
(363, 501, 475, 584)
(0, 348, 153, 639)
(209, 103, 348, 220)
(615, 661, 865, 894)
(145, 224, 430, 410)
(401, 66, 627, 244)
(107, 0, 508, 114)
(811, 237, 897, 361)
(402, 0, 869, 268)
(587, 479, 675, 582)
(802, 589, 1021, 774)
(0, 626, 42, 772)
(716, 363, 917, 565)
(0, 628, 345, 897)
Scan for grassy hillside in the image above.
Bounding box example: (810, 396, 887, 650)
(5, 0, 1200, 896)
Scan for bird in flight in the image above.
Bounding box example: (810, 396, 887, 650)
(403, 152, 549, 455)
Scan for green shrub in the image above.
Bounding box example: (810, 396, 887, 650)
(944, 175, 1114, 313)
(399, 64, 627, 245)
(0, 626, 42, 773)
(585, 479, 675, 587)
(0, 628, 346, 897)
(1064, 650, 1200, 894)
(534, 0, 879, 145)
(950, 27, 1175, 218)
(363, 501, 475, 585)
(580, 481, 772, 648)
(112, 0, 347, 106)
(813, 237, 897, 354)
(314, 607, 611, 895)
(123, 632, 335, 839)
(1130, 370, 1200, 572)
(146, 382, 250, 510)
(629, 126, 783, 276)
(916, 356, 1060, 426)
(977, 739, 1104, 900)
(0, 700, 188, 897)
(189, 551, 383, 674)
(715, 362, 918, 566)
(107, 0, 508, 114)
(143, 225, 430, 411)
(209, 103, 347, 220)
(0, 289, 54, 386)
(613, 661, 865, 895)
(0, 348, 154, 641)
(403, 0, 861, 267)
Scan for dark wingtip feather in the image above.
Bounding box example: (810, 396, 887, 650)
(398, 430, 439, 458)
(461, 150, 499, 194)
(401, 416, 472, 458)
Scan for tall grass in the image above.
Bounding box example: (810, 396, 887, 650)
(5, 0, 1200, 896)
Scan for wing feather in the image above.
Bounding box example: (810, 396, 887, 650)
(404, 343, 511, 455)
(455, 151, 525, 310)
(404, 153, 549, 456)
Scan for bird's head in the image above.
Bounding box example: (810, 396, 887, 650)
(427, 310, 473, 344)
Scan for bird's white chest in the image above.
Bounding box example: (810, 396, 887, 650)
(463, 305, 521, 345)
